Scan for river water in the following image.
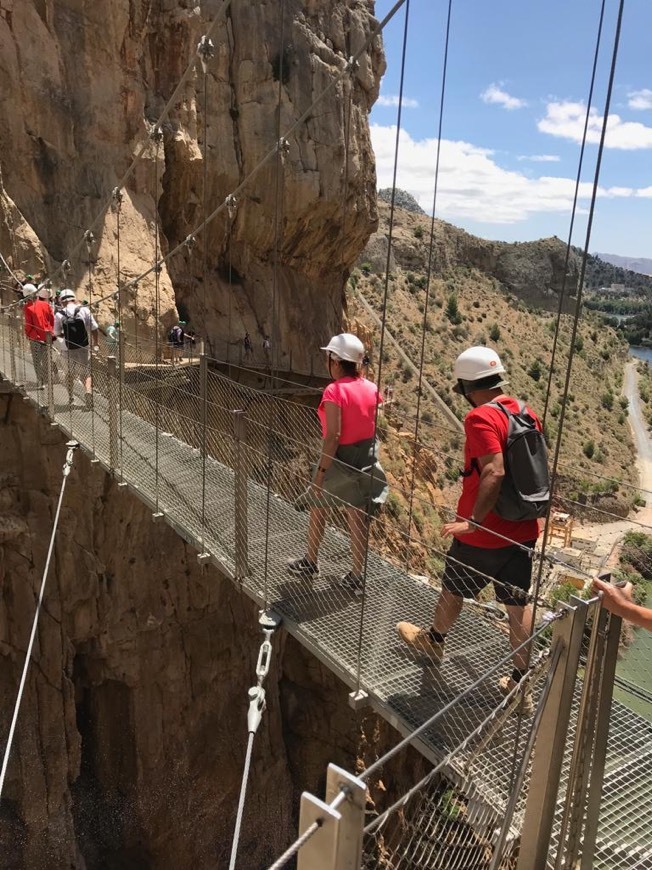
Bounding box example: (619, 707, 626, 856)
(612, 351, 652, 718)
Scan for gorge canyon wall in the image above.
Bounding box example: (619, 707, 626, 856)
(0, 0, 384, 369)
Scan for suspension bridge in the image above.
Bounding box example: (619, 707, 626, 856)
(0, 321, 651, 868)
(1, 0, 651, 865)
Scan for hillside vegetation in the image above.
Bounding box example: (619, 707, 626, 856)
(344, 200, 637, 570)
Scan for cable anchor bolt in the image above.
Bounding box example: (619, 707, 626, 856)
(247, 685, 266, 734)
(225, 194, 238, 221)
(277, 138, 290, 163)
(197, 35, 215, 72)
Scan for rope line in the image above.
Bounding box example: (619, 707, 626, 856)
(0, 441, 78, 799)
(541, 0, 608, 428)
(353, 0, 412, 696)
(405, 0, 453, 568)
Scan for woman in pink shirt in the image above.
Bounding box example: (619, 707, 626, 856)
(289, 333, 388, 593)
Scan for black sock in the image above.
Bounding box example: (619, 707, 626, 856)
(512, 668, 527, 684)
(429, 629, 447, 644)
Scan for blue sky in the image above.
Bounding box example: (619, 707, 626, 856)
(371, 0, 652, 258)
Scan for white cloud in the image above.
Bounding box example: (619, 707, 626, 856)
(377, 94, 419, 109)
(628, 89, 652, 111)
(481, 84, 527, 110)
(517, 154, 561, 162)
(370, 124, 641, 225)
(538, 100, 652, 149)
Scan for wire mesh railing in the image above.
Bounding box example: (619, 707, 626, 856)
(2, 316, 651, 868)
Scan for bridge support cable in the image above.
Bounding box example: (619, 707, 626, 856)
(112, 187, 125, 480)
(261, 0, 287, 611)
(228, 610, 282, 870)
(268, 764, 365, 870)
(541, 0, 608, 428)
(512, 0, 626, 799)
(352, 0, 411, 701)
(198, 33, 215, 556)
(0, 441, 79, 799)
(151, 127, 164, 518)
(405, 0, 453, 576)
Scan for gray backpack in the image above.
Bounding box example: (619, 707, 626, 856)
(489, 400, 550, 521)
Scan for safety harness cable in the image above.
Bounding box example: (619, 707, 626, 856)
(229, 610, 282, 870)
(0, 440, 78, 800)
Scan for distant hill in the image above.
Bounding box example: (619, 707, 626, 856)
(594, 252, 652, 276)
(378, 187, 426, 215)
(577, 250, 652, 295)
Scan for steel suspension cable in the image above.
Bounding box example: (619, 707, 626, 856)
(113, 188, 125, 478)
(0, 441, 78, 799)
(152, 129, 163, 512)
(85, 230, 97, 455)
(261, 0, 287, 609)
(353, 0, 411, 697)
(405, 0, 453, 570)
(541, 0, 608, 428)
(509, 0, 626, 793)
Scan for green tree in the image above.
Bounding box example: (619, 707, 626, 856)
(489, 322, 501, 342)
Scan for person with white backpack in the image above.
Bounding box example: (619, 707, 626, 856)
(54, 289, 99, 408)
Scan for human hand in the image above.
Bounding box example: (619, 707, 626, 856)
(592, 577, 634, 617)
(442, 520, 474, 537)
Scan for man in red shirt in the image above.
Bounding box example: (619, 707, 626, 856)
(397, 346, 541, 713)
(23, 284, 54, 388)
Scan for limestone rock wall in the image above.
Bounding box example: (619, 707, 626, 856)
(0, 0, 384, 369)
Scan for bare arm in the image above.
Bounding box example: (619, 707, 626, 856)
(442, 451, 504, 537)
(592, 578, 652, 631)
(314, 401, 340, 488)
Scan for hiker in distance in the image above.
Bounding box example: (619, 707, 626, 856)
(288, 333, 388, 594)
(54, 289, 99, 409)
(397, 347, 550, 714)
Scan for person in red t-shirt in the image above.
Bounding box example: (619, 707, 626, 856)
(288, 333, 388, 593)
(397, 346, 541, 713)
(23, 284, 54, 388)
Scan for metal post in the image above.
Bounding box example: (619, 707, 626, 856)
(579, 609, 622, 870)
(9, 313, 16, 383)
(107, 355, 118, 471)
(517, 598, 589, 870)
(47, 337, 55, 419)
(200, 348, 207, 456)
(233, 409, 249, 580)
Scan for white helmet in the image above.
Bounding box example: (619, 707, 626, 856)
(37, 285, 52, 300)
(59, 288, 75, 302)
(320, 332, 365, 364)
(453, 346, 508, 395)
(21, 282, 37, 297)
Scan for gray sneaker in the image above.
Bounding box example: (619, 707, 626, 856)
(335, 571, 364, 596)
(287, 556, 319, 578)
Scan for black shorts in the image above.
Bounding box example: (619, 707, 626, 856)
(441, 538, 535, 607)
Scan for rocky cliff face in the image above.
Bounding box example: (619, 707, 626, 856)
(0, 0, 384, 368)
(0, 395, 426, 867)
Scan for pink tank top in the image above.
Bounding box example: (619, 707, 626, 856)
(317, 377, 382, 445)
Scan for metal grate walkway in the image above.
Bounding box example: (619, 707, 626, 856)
(1, 331, 651, 866)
